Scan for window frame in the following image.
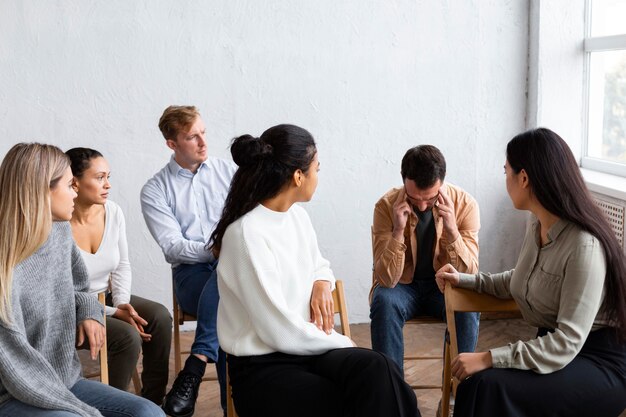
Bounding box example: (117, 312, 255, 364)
(581, 0, 626, 178)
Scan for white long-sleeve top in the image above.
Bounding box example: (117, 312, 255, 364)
(79, 200, 131, 316)
(217, 203, 353, 356)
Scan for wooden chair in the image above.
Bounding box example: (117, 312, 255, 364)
(83, 292, 109, 384)
(440, 285, 520, 417)
(172, 282, 219, 384)
(226, 279, 352, 417)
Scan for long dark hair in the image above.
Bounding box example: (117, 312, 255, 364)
(507, 128, 626, 338)
(209, 124, 317, 255)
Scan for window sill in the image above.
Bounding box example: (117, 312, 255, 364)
(581, 168, 626, 201)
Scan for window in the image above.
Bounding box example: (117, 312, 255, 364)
(583, 0, 626, 177)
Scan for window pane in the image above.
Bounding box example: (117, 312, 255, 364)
(591, 0, 626, 37)
(587, 50, 626, 164)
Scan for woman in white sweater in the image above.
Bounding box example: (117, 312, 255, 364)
(66, 148, 172, 405)
(210, 124, 419, 417)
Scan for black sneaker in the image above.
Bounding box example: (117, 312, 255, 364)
(162, 372, 202, 417)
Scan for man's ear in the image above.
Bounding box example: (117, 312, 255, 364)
(165, 139, 177, 152)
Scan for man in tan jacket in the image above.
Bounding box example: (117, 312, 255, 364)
(370, 145, 480, 372)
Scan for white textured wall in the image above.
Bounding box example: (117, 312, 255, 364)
(0, 0, 529, 323)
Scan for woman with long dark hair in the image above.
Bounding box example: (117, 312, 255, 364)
(211, 124, 419, 417)
(436, 128, 626, 416)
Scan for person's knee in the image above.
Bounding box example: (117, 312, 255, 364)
(150, 303, 173, 334)
(131, 398, 166, 417)
(370, 288, 404, 320)
(109, 324, 142, 359)
(461, 368, 498, 390)
(347, 348, 396, 376)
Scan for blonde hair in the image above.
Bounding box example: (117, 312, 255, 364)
(0, 143, 69, 324)
(158, 105, 200, 141)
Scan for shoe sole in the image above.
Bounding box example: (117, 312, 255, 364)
(162, 404, 195, 417)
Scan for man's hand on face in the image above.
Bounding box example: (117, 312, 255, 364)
(392, 190, 411, 241)
(436, 185, 460, 242)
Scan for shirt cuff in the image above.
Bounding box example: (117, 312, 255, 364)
(489, 346, 512, 368)
(457, 273, 477, 289)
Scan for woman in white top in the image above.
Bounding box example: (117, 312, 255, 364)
(210, 124, 419, 417)
(436, 128, 626, 417)
(66, 148, 172, 405)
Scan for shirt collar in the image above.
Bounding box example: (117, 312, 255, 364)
(167, 155, 207, 177)
(533, 218, 568, 247)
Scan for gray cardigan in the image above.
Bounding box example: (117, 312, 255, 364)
(0, 222, 104, 416)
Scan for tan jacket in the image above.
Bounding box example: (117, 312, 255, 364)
(371, 183, 480, 298)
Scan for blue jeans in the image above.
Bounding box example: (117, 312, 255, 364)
(0, 379, 164, 416)
(173, 261, 226, 411)
(370, 279, 480, 372)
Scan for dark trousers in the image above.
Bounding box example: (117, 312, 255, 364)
(172, 261, 227, 410)
(228, 347, 421, 417)
(454, 327, 626, 417)
(106, 294, 172, 405)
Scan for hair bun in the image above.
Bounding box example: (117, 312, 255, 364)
(231, 134, 273, 167)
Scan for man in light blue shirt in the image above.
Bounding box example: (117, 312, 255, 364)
(141, 105, 236, 417)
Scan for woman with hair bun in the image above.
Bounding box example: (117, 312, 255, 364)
(211, 124, 420, 417)
(436, 128, 626, 417)
(66, 147, 172, 405)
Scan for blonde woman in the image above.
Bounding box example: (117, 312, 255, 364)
(0, 143, 163, 417)
(66, 147, 172, 405)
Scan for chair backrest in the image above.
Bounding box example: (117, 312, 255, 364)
(332, 280, 351, 339)
(444, 285, 519, 360)
(82, 292, 108, 384)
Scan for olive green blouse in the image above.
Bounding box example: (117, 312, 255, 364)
(458, 219, 611, 374)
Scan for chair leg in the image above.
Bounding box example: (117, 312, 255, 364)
(131, 368, 142, 395)
(97, 292, 109, 385)
(173, 292, 182, 375)
(226, 364, 237, 417)
(441, 336, 452, 417)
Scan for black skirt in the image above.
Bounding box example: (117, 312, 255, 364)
(454, 327, 626, 417)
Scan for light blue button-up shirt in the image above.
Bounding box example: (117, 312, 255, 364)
(140, 155, 237, 267)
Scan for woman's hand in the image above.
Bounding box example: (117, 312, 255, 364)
(310, 280, 334, 334)
(77, 319, 105, 360)
(435, 263, 460, 293)
(451, 352, 492, 381)
(113, 303, 151, 342)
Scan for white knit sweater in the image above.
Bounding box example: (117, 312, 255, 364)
(217, 204, 353, 356)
